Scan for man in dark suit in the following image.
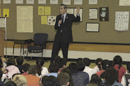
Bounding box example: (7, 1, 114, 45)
(51, 4, 80, 62)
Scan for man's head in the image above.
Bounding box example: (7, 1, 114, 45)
(59, 4, 67, 15)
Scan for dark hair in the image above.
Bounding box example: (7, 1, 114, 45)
(69, 63, 78, 73)
(127, 63, 130, 73)
(57, 72, 69, 85)
(95, 58, 102, 70)
(0, 69, 3, 79)
(113, 55, 122, 70)
(77, 61, 85, 71)
(90, 74, 102, 86)
(36, 58, 44, 76)
(4, 81, 17, 86)
(101, 60, 110, 70)
(7, 57, 16, 66)
(54, 56, 61, 64)
(100, 71, 106, 79)
(60, 4, 67, 9)
(22, 63, 30, 72)
(104, 67, 118, 85)
(42, 76, 61, 86)
(16, 57, 23, 65)
(28, 65, 37, 75)
(0, 58, 3, 69)
(83, 58, 91, 66)
(77, 58, 83, 63)
(49, 63, 59, 73)
(61, 68, 74, 86)
(58, 58, 67, 68)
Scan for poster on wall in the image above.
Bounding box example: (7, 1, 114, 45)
(16, 0, 23, 4)
(3, 0, 11, 4)
(115, 11, 129, 31)
(26, 0, 34, 4)
(99, 7, 109, 21)
(38, 0, 46, 4)
(89, 8, 98, 20)
(86, 23, 99, 32)
(48, 16, 56, 25)
(63, 0, 71, 5)
(89, 0, 97, 4)
(74, 0, 82, 5)
(119, 0, 130, 6)
(50, 0, 58, 4)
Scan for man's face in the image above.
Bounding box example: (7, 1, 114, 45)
(59, 6, 66, 15)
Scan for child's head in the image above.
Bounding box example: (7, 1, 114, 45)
(83, 58, 91, 66)
(95, 58, 102, 65)
(57, 72, 69, 86)
(36, 58, 44, 76)
(16, 57, 23, 65)
(7, 57, 16, 66)
(22, 63, 30, 73)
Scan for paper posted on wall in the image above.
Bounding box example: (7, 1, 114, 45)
(115, 11, 129, 31)
(48, 16, 56, 25)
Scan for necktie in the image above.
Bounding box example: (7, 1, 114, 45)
(62, 15, 64, 24)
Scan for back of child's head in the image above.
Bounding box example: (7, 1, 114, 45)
(76, 61, 85, 71)
(16, 57, 23, 65)
(69, 63, 78, 73)
(101, 60, 110, 70)
(12, 75, 27, 86)
(90, 74, 102, 86)
(95, 58, 102, 70)
(77, 58, 82, 63)
(28, 65, 37, 75)
(113, 55, 123, 70)
(57, 72, 69, 86)
(36, 58, 44, 66)
(61, 68, 73, 86)
(54, 56, 61, 64)
(4, 81, 17, 86)
(58, 58, 67, 68)
(83, 58, 91, 66)
(7, 57, 16, 66)
(36, 58, 44, 76)
(22, 63, 30, 72)
(42, 76, 60, 86)
(95, 58, 102, 65)
(49, 63, 59, 73)
(104, 67, 118, 85)
(113, 55, 122, 65)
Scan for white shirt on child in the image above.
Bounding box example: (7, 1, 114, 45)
(83, 66, 97, 80)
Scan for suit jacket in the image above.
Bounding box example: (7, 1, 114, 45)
(54, 13, 80, 43)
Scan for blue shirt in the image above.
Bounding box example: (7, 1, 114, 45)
(46, 73, 58, 77)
